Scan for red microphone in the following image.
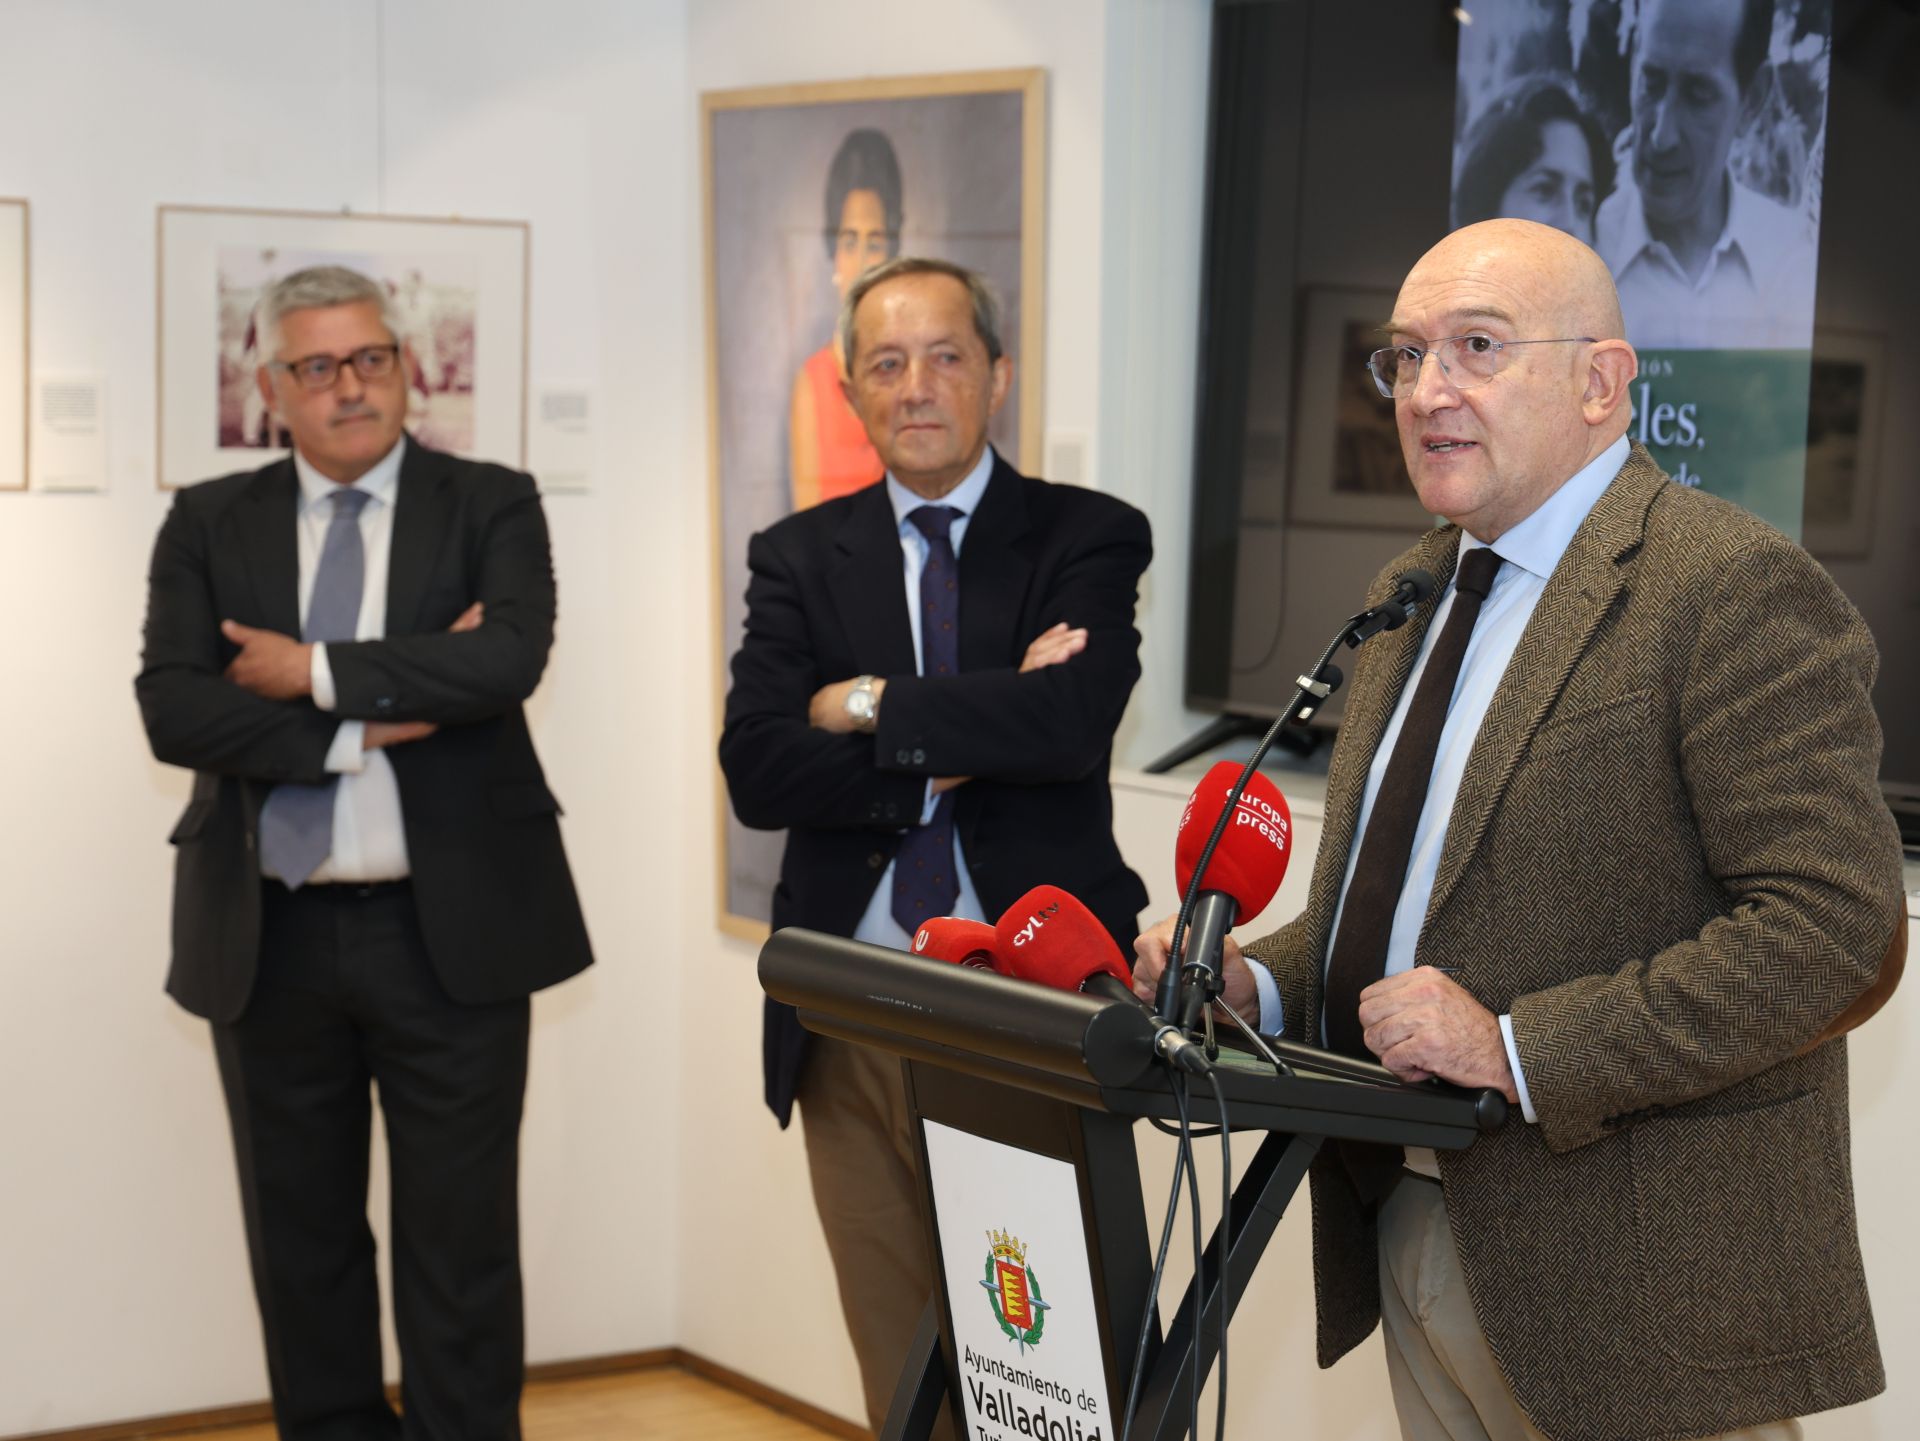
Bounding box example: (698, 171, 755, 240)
(911, 916, 1004, 972)
(995, 885, 1212, 1074)
(1158, 761, 1293, 1029)
(994, 885, 1133, 995)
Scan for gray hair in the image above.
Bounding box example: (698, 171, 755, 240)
(838, 256, 1004, 370)
(256, 265, 402, 358)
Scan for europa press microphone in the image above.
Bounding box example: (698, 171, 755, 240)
(1157, 762, 1294, 1034)
(995, 885, 1213, 1075)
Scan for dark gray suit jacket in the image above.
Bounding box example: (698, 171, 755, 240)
(137, 439, 593, 1022)
(719, 455, 1152, 1126)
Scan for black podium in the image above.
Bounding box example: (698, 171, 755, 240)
(760, 928, 1505, 1441)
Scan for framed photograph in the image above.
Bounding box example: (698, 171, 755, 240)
(0, 198, 26, 493)
(156, 205, 529, 489)
(704, 68, 1047, 937)
(1802, 328, 1885, 560)
(1288, 286, 1434, 531)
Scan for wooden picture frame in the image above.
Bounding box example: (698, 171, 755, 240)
(703, 68, 1047, 938)
(155, 204, 529, 489)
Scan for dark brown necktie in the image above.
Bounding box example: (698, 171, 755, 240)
(1324, 545, 1504, 1058)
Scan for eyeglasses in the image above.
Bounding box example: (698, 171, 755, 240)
(1366, 334, 1593, 399)
(268, 343, 402, 391)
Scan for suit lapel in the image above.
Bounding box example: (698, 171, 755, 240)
(236, 458, 301, 637)
(827, 482, 917, 673)
(386, 437, 456, 636)
(956, 457, 1033, 671)
(1423, 447, 1664, 925)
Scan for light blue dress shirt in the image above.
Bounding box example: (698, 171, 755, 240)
(850, 446, 998, 948)
(1249, 435, 1631, 1123)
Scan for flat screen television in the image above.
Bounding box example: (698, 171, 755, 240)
(1178, 0, 1919, 849)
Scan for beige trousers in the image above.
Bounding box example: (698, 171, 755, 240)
(1377, 1175, 1803, 1441)
(797, 1033, 954, 1441)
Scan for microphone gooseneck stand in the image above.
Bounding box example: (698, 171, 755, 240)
(1163, 570, 1436, 1055)
(1120, 572, 1435, 1441)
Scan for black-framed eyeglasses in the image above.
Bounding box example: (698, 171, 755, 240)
(1366, 334, 1594, 399)
(268, 343, 402, 392)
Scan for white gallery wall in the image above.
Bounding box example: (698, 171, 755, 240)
(0, 0, 1213, 1431)
(0, 0, 701, 1429)
(0, 2, 1913, 1438)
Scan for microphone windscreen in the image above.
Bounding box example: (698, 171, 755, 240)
(1399, 568, 1437, 606)
(911, 916, 1003, 972)
(1174, 761, 1293, 925)
(994, 885, 1132, 992)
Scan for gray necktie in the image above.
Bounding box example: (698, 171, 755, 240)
(258, 485, 372, 887)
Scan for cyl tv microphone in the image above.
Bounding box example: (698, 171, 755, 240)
(995, 885, 1212, 1074)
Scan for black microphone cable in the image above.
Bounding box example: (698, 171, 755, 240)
(1182, 1079, 1204, 1441)
(1205, 1068, 1231, 1441)
(1119, 1078, 1196, 1441)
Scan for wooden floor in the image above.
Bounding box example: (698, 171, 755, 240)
(156, 1366, 848, 1441)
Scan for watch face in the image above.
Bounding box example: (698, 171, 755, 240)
(847, 685, 875, 721)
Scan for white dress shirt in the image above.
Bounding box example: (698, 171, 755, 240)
(259, 437, 412, 884)
(1249, 435, 1632, 1129)
(851, 446, 997, 948)
(1595, 173, 1818, 352)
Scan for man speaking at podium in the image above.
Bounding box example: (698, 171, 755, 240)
(1135, 221, 1903, 1440)
(720, 256, 1150, 1435)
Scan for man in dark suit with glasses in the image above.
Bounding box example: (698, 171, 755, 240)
(138, 265, 591, 1440)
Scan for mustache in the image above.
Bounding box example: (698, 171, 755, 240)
(329, 402, 382, 426)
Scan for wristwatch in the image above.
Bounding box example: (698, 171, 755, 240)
(844, 674, 880, 733)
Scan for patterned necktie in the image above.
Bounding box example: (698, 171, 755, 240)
(258, 485, 372, 888)
(890, 505, 963, 934)
(1324, 545, 1505, 1057)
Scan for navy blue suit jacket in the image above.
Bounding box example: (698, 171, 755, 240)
(720, 454, 1151, 1125)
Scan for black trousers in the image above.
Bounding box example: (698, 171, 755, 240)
(212, 882, 531, 1441)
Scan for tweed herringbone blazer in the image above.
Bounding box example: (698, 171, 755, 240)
(1246, 444, 1904, 1441)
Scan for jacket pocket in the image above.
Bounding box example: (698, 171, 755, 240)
(1526, 688, 1654, 762)
(490, 780, 562, 819)
(1629, 1089, 1871, 1368)
(168, 799, 216, 845)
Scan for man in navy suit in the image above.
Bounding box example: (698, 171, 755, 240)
(720, 256, 1150, 1433)
(138, 266, 591, 1440)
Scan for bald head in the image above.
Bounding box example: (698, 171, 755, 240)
(1405, 219, 1625, 343)
(1386, 219, 1640, 541)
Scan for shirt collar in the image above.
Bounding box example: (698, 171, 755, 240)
(292, 433, 406, 514)
(1606, 172, 1754, 279)
(885, 444, 996, 533)
(1470, 434, 1629, 582)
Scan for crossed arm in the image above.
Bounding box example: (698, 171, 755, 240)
(719, 510, 1149, 832)
(136, 474, 556, 781)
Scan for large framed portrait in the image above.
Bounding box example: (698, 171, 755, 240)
(156, 205, 529, 489)
(0, 198, 26, 493)
(1288, 287, 1434, 532)
(704, 68, 1047, 937)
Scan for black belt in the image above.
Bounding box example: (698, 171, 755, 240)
(267, 878, 412, 901)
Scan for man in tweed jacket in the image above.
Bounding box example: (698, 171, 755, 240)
(1136, 220, 1903, 1439)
